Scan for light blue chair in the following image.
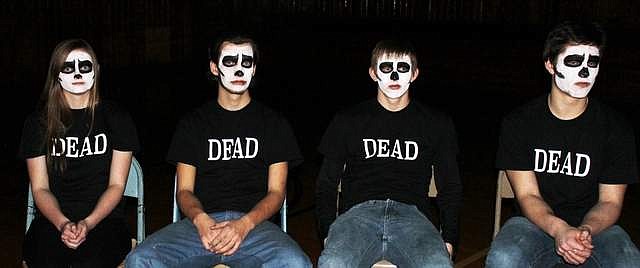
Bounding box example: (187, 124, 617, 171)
(171, 175, 288, 232)
(25, 157, 146, 244)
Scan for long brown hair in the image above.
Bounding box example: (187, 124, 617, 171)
(42, 39, 101, 172)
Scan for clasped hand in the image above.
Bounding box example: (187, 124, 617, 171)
(196, 215, 252, 256)
(555, 225, 593, 265)
(60, 220, 90, 249)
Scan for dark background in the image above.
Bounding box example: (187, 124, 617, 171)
(2, 1, 639, 267)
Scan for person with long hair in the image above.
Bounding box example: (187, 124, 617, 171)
(19, 38, 139, 267)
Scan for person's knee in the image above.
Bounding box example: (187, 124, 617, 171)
(318, 250, 352, 268)
(125, 245, 161, 268)
(486, 243, 528, 268)
(270, 247, 311, 267)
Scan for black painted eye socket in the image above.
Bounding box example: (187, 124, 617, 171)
(587, 55, 600, 68)
(241, 55, 254, 68)
(61, 62, 75, 74)
(397, 62, 410, 73)
(222, 56, 238, 67)
(564, 54, 585, 67)
(379, 62, 393, 73)
(78, 60, 93, 73)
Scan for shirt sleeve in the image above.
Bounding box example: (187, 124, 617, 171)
(599, 117, 638, 184)
(496, 114, 532, 171)
(264, 116, 303, 168)
(166, 115, 200, 167)
(18, 113, 47, 159)
(433, 115, 463, 247)
(105, 103, 140, 153)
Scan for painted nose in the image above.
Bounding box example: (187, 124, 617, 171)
(234, 70, 244, 77)
(390, 71, 399, 81)
(578, 67, 589, 78)
(74, 74, 82, 79)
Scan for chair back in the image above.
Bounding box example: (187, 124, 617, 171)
(493, 170, 514, 237)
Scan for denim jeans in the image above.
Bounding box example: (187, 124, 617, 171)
(319, 199, 452, 268)
(125, 211, 311, 268)
(486, 216, 640, 268)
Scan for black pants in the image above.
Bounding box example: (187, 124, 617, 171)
(23, 217, 131, 268)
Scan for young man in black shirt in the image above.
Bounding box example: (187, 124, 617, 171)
(126, 35, 311, 267)
(316, 39, 462, 267)
(487, 21, 640, 267)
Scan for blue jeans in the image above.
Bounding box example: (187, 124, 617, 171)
(486, 216, 640, 268)
(125, 211, 311, 268)
(319, 199, 452, 268)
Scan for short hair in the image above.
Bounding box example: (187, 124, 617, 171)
(370, 39, 418, 74)
(208, 34, 259, 65)
(542, 21, 606, 64)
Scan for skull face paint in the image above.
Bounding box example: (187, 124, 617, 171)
(58, 50, 95, 94)
(375, 54, 413, 99)
(554, 45, 600, 98)
(217, 44, 255, 93)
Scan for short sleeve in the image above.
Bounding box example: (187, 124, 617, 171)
(318, 113, 348, 162)
(496, 115, 532, 171)
(166, 116, 200, 167)
(18, 113, 47, 159)
(264, 116, 303, 168)
(104, 103, 140, 153)
(599, 119, 638, 184)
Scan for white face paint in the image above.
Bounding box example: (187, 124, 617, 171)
(217, 44, 255, 93)
(375, 54, 413, 99)
(554, 45, 600, 98)
(58, 50, 95, 94)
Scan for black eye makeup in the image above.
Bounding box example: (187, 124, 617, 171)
(587, 55, 600, 68)
(241, 55, 254, 68)
(563, 54, 585, 67)
(61, 62, 75, 74)
(397, 62, 410, 73)
(222, 55, 238, 67)
(379, 62, 393, 73)
(78, 60, 93, 73)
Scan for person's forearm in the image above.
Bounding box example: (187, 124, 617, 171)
(520, 195, 571, 237)
(177, 190, 209, 223)
(580, 201, 621, 235)
(33, 189, 70, 231)
(242, 190, 285, 230)
(84, 184, 125, 229)
(316, 158, 341, 239)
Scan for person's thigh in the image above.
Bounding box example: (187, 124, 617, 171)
(385, 202, 452, 268)
(221, 215, 311, 268)
(319, 201, 386, 268)
(125, 215, 220, 268)
(71, 218, 131, 268)
(486, 216, 561, 268)
(22, 217, 72, 268)
(587, 225, 640, 268)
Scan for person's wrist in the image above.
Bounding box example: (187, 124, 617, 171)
(58, 220, 72, 232)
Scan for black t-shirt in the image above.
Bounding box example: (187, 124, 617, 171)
(316, 98, 463, 245)
(166, 100, 302, 214)
(18, 101, 140, 221)
(496, 95, 638, 226)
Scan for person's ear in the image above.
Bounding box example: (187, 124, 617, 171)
(544, 59, 555, 75)
(411, 67, 419, 82)
(369, 67, 378, 81)
(210, 61, 219, 76)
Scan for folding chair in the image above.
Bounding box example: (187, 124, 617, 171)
(171, 175, 288, 232)
(493, 170, 514, 237)
(25, 157, 146, 244)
